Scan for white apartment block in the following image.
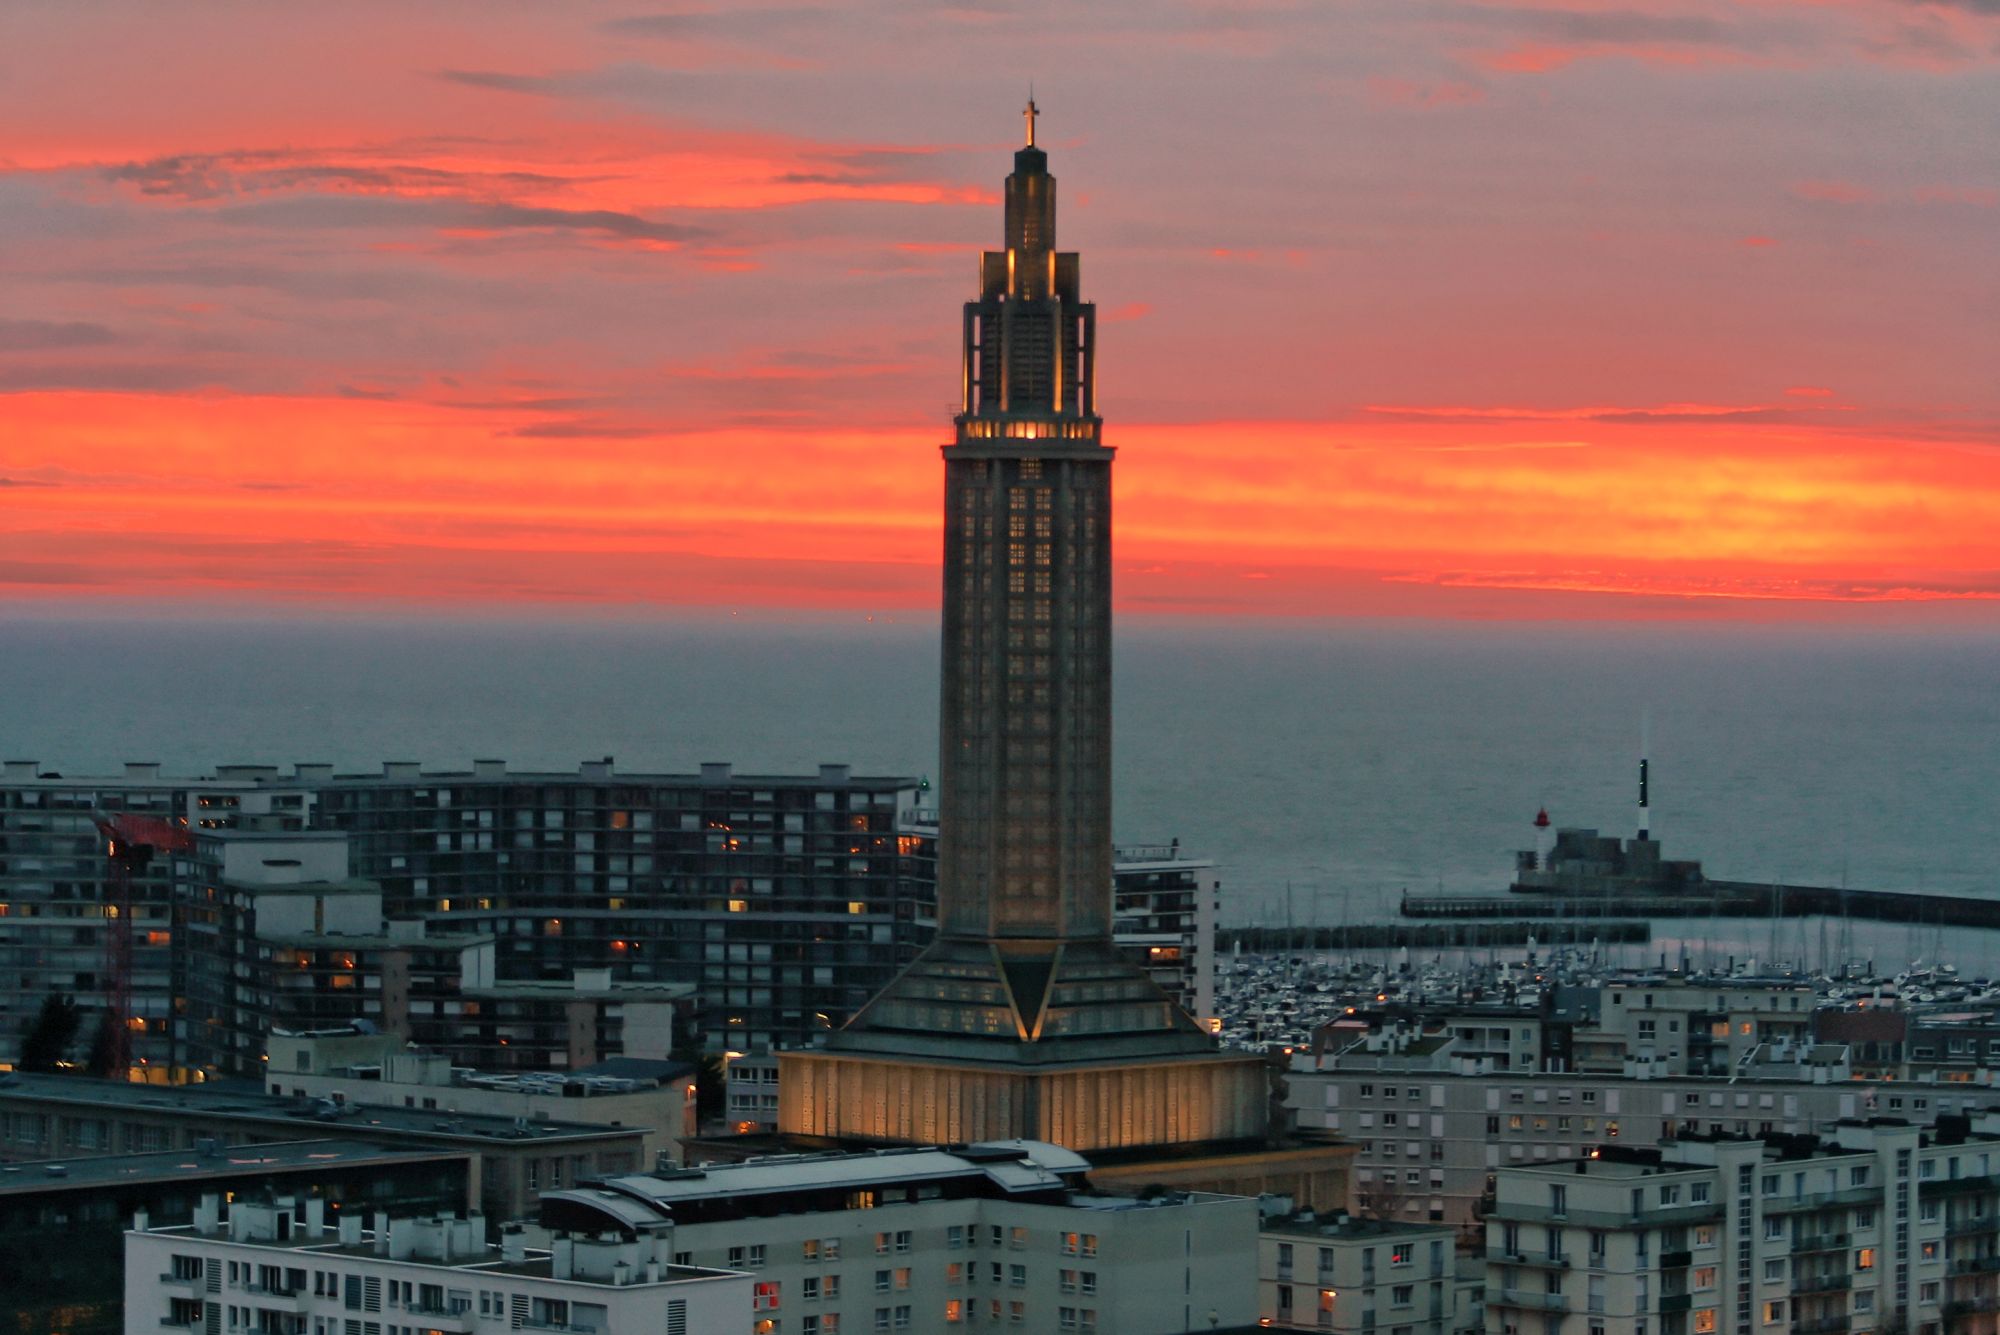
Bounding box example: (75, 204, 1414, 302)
(538, 1139, 1261, 1333)
(1287, 1053, 1990, 1229)
(1484, 1112, 2000, 1335)
(124, 1195, 748, 1335)
(1257, 1209, 1480, 1335)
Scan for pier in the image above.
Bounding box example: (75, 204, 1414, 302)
(1401, 880, 2000, 928)
(1220, 920, 1650, 953)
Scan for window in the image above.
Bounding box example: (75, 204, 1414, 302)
(1009, 1266, 1025, 1288)
(1694, 1267, 1716, 1291)
(1854, 1292, 1875, 1314)
(1547, 1188, 1567, 1219)
(1856, 1249, 1875, 1271)
(753, 1282, 780, 1312)
(1392, 1286, 1413, 1306)
(944, 1301, 964, 1325)
(1921, 1282, 1940, 1303)
(1694, 1310, 1717, 1334)
(1763, 1259, 1785, 1282)
(1691, 1184, 1710, 1204)
(1764, 1301, 1785, 1324)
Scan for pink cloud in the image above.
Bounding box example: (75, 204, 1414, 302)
(1790, 179, 1875, 204)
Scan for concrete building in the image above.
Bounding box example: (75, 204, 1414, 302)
(1286, 1029, 1988, 1228)
(0, 1139, 469, 1335)
(124, 1194, 749, 1335)
(0, 1071, 650, 1220)
(780, 109, 1268, 1155)
(174, 830, 496, 1078)
(540, 1138, 1262, 1333)
(1483, 1112, 2000, 1335)
(0, 761, 314, 1074)
(1258, 1209, 1479, 1335)
(266, 1029, 698, 1166)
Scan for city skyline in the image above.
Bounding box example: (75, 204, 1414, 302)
(4, 1, 1998, 620)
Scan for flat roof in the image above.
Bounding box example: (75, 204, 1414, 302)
(0, 1074, 638, 1145)
(1262, 1212, 1456, 1241)
(591, 1140, 1091, 1209)
(135, 1225, 739, 1287)
(0, 1139, 463, 1196)
(468, 980, 692, 1001)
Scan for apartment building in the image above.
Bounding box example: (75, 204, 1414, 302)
(0, 761, 314, 1072)
(1258, 1209, 1480, 1334)
(123, 1195, 748, 1335)
(1, 759, 1220, 1070)
(538, 1139, 1262, 1333)
(0, 1140, 469, 1335)
(1287, 1028, 1986, 1228)
(1484, 1112, 2000, 1335)
(174, 830, 495, 1078)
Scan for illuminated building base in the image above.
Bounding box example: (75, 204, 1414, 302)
(777, 1046, 1271, 1153)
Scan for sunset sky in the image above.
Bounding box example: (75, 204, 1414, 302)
(3, 1, 1997, 619)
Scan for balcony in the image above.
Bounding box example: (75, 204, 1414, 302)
(159, 1272, 204, 1290)
(1768, 1185, 1883, 1213)
(521, 1321, 598, 1335)
(1948, 1256, 2000, 1276)
(1659, 1294, 1692, 1314)
(1922, 1175, 2000, 1199)
(1791, 1317, 1852, 1334)
(405, 1304, 470, 1328)
(1944, 1299, 2000, 1319)
(1947, 1216, 1997, 1239)
(1659, 1251, 1693, 1269)
(1498, 1251, 1571, 1270)
(1794, 1233, 1852, 1254)
(1495, 1290, 1569, 1313)
(1794, 1273, 1852, 1294)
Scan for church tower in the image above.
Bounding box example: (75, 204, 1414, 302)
(779, 109, 1269, 1153)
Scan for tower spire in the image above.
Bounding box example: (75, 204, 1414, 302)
(1024, 94, 1039, 147)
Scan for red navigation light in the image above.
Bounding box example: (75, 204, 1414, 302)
(1534, 808, 1551, 829)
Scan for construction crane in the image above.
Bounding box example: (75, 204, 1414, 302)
(89, 810, 194, 1077)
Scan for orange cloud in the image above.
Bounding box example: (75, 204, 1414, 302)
(5, 392, 1997, 620)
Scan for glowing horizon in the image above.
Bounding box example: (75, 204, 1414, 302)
(4, 2, 1997, 622)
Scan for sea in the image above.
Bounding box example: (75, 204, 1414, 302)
(3, 612, 1998, 970)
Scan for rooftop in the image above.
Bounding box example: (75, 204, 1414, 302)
(0, 1139, 461, 1195)
(603, 1139, 1092, 1208)
(1261, 1209, 1456, 1241)
(0, 1073, 640, 1146)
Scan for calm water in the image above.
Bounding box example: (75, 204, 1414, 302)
(2, 613, 1996, 957)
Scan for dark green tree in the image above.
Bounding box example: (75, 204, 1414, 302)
(85, 1010, 125, 1078)
(19, 992, 82, 1073)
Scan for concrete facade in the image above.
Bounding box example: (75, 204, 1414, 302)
(1258, 1211, 1479, 1335)
(1483, 1113, 2000, 1335)
(1288, 1058, 1983, 1229)
(124, 1196, 747, 1335)
(540, 1139, 1262, 1333)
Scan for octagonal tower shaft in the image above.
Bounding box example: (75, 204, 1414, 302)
(937, 137, 1108, 945)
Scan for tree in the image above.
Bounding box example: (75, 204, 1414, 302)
(85, 1011, 126, 1078)
(19, 992, 82, 1073)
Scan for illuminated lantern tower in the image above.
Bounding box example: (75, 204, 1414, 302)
(779, 107, 1270, 1153)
